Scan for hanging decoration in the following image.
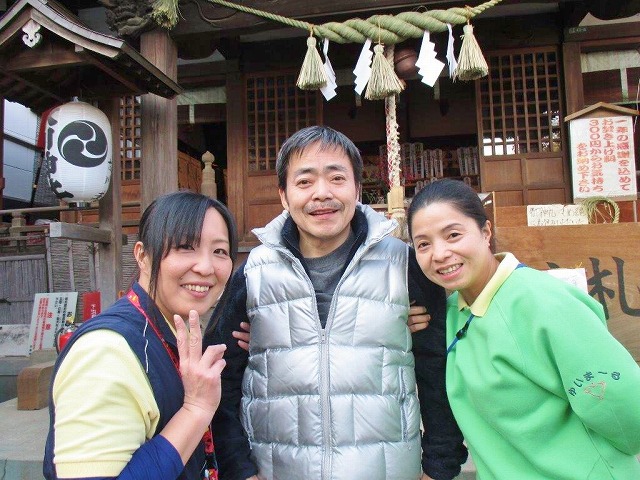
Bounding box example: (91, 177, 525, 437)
(415, 30, 445, 87)
(365, 43, 405, 100)
(320, 39, 338, 101)
(174, 0, 503, 97)
(453, 23, 489, 81)
(45, 99, 112, 207)
(354, 39, 374, 96)
(393, 47, 419, 80)
(297, 31, 329, 90)
(445, 24, 458, 78)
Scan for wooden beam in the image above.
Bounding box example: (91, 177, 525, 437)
(48, 222, 112, 244)
(4, 43, 84, 72)
(97, 96, 123, 309)
(1, 70, 65, 103)
(75, 46, 145, 95)
(564, 23, 640, 43)
(173, 0, 536, 37)
(140, 29, 178, 211)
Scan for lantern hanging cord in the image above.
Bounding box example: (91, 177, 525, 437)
(201, 0, 503, 44)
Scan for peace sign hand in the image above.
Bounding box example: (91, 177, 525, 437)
(174, 310, 227, 420)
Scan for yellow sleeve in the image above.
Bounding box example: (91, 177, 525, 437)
(52, 330, 160, 478)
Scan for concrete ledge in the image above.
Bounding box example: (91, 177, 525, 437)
(0, 397, 49, 480)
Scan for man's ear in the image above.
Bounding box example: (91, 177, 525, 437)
(279, 188, 289, 211)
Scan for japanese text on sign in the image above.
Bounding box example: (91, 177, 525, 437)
(569, 115, 637, 201)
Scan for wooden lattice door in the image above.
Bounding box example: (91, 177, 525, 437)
(242, 71, 322, 238)
(476, 47, 571, 206)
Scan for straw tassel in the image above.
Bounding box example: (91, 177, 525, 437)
(365, 44, 405, 100)
(297, 35, 328, 90)
(151, 0, 180, 29)
(453, 23, 489, 81)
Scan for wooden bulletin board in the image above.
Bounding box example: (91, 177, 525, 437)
(493, 204, 640, 364)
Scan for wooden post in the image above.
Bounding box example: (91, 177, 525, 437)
(97, 97, 123, 309)
(562, 42, 584, 115)
(201, 151, 217, 199)
(140, 29, 178, 211)
(226, 69, 246, 239)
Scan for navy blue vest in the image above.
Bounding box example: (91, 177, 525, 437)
(43, 283, 205, 479)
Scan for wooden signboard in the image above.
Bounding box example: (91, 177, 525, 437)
(565, 102, 638, 202)
(495, 222, 640, 364)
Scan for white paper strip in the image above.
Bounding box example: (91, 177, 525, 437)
(446, 24, 458, 78)
(353, 38, 373, 95)
(321, 39, 337, 101)
(416, 30, 445, 87)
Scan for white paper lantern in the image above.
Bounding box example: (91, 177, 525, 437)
(45, 100, 112, 205)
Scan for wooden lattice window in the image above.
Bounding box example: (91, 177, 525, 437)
(119, 95, 141, 180)
(246, 73, 320, 172)
(479, 48, 562, 156)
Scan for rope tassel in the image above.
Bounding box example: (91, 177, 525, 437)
(365, 44, 405, 100)
(453, 23, 489, 81)
(151, 0, 179, 29)
(297, 35, 328, 90)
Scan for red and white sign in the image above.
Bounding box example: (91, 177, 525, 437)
(82, 291, 101, 321)
(28, 292, 78, 354)
(569, 115, 637, 201)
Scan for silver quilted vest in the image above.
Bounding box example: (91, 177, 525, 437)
(241, 205, 422, 480)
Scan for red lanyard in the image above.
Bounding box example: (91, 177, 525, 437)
(127, 290, 219, 480)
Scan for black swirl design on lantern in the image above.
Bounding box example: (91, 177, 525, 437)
(57, 120, 108, 168)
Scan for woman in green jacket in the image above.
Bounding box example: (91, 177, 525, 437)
(407, 178, 640, 480)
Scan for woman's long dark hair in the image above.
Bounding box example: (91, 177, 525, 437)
(137, 190, 238, 319)
(408, 179, 493, 250)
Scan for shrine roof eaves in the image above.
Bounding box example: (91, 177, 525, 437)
(0, 0, 182, 113)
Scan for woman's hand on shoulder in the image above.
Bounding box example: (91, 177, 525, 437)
(174, 310, 227, 419)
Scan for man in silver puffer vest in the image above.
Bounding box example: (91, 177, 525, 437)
(207, 126, 467, 480)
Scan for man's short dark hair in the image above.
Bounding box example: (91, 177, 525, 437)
(276, 126, 363, 190)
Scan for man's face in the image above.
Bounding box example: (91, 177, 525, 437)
(279, 142, 360, 258)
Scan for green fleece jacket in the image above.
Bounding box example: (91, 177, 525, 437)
(446, 253, 640, 480)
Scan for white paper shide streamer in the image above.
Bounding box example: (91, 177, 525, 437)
(416, 31, 445, 87)
(446, 24, 458, 78)
(353, 38, 373, 95)
(320, 39, 337, 101)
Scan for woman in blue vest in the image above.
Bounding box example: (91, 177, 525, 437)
(407, 179, 640, 479)
(44, 190, 238, 480)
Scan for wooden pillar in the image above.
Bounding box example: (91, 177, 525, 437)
(562, 42, 584, 116)
(0, 98, 4, 210)
(97, 97, 123, 309)
(140, 30, 178, 211)
(226, 69, 246, 239)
